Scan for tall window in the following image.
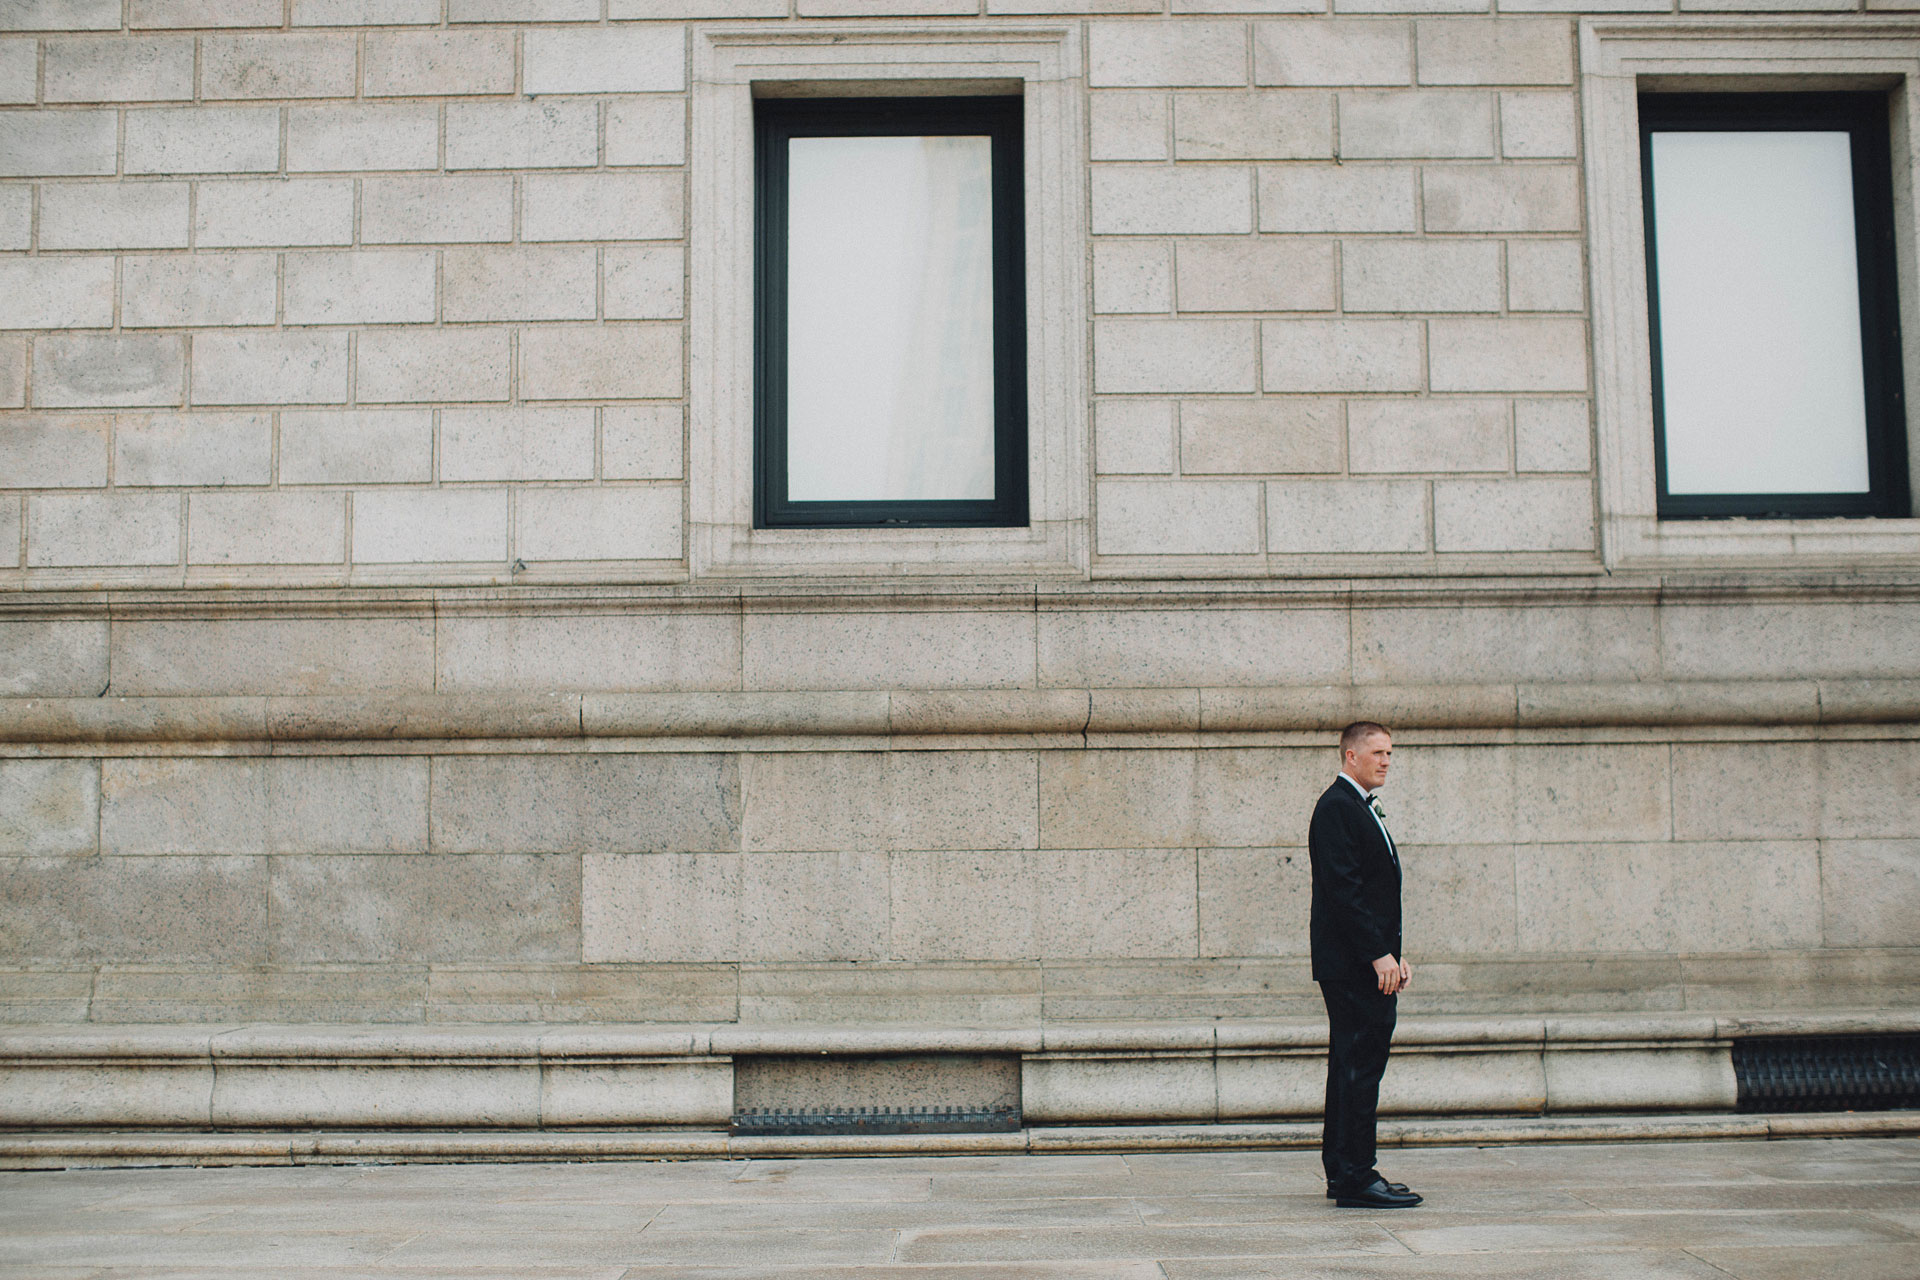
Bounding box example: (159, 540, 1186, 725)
(1640, 92, 1910, 519)
(754, 96, 1028, 529)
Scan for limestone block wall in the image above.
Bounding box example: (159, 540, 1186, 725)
(1, 1, 1918, 1048)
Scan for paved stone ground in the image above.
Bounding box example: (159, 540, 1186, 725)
(0, 1137, 1916, 1279)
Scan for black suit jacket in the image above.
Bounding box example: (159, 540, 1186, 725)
(1308, 777, 1403, 984)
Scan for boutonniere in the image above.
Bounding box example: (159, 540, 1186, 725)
(1369, 797, 1387, 823)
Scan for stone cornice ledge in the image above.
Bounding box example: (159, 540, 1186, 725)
(3, 681, 1919, 745)
(4, 1010, 1915, 1065)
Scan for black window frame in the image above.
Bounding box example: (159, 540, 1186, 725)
(1640, 90, 1911, 520)
(753, 94, 1029, 530)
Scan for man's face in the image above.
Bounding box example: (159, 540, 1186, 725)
(1344, 733, 1392, 791)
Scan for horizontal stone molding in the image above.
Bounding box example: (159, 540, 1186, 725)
(3, 1011, 1916, 1132)
(6, 1110, 1918, 1169)
(4, 680, 1920, 746)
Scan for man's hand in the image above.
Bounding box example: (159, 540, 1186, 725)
(1399, 958, 1412, 990)
(1372, 954, 1404, 995)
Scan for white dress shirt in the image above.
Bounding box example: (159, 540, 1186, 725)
(1337, 771, 1396, 864)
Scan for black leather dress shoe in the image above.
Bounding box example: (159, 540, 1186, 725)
(1326, 1180, 1410, 1199)
(1331, 1177, 1422, 1209)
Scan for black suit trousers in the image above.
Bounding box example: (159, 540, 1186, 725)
(1319, 978, 1397, 1190)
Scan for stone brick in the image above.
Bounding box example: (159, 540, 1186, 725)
(1095, 399, 1175, 474)
(132, 0, 281, 25)
(741, 610, 1033, 692)
(1355, 602, 1653, 685)
(442, 247, 598, 322)
(602, 404, 682, 480)
(1672, 742, 1818, 842)
(1091, 165, 1253, 235)
(439, 406, 595, 482)
(43, 36, 194, 102)
(364, 30, 514, 96)
(799, 0, 970, 11)
(0, 257, 115, 328)
(1253, 19, 1411, 85)
(0, 618, 108, 696)
(114, 411, 273, 485)
(362, 175, 514, 244)
(1515, 841, 1818, 954)
(1423, 164, 1580, 231)
(516, 487, 683, 561)
(352, 488, 507, 563)
(605, 97, 687, 167)
(523, 172, 684, 242)
(1180, 398, 1341, 473)
(1038, 747, 1327, 848)
(1821, 841, 1920, 948)
(1095, 479, 1263, 555)
(1257, 164, 1417, 232)
(268, 854, 579, 963)
(524, 26, 685, 94)
(1093, 240, 1172, 314)
(1336, 0, 1485, 13)
(0, 414, 109, 486)
(0, 184, 28, 247)
(434, 753, 739, 854)
(279, 410, 433, 485)
(202, 34, 357, 99)
(0, 760, 98, 856)
(1262, 319, 1423, 392)
(0, 110, 116, 176)
(453, 0, 596, 16)
(268, 756, 430, 854)
(355, 329, 511, 404)
(109, 615, 433, 696)
(33, 334, 185, 408)
(192, 331, 349, 406)
(1507, 238, 1584, 311)
(446, 102, 598, 171)
(1514, 398, 1589, 472)
(188, 490, 346, 564)
(195, 179, 354, 248)
(121, 253, 278, 328)
(0, 855, 267, 965)
(294, 0, 442, 22)
(283, 250, 437, 326)
(1093, 319, 1258, 394)
(518, 325, 682, 401)
(885, 850, 1036, 962)
(1173, 91, 1333, 159)
(288, 104, 439, 172)
(610, 0, 783, 12)
(1036, 849, 1198, 958)
(1415, 18, 1572, 85)
(742, 751, 1032, 854)
(1348, 398, 1507, 472)
(38, 182, 190, 249)
(0, 41, 31, 105)
(1822, 741, 1920, 838)
(603, 246, 685, 321)
(1177, 239, 1335, 312)
(1429, 317, 1586, 391)
(1342, 238, 1502, 312)
(1338, 90, 1493, 158)
(1090, 92, 1169, 161)
(1199, 846, 1311, 958)
(1089, 21, 1248, 88)
(27, 492, 180, 566)
(439, 611, 736, 693)
(2, 0, 121, 28)
(0, 336, 21, 406)
(1433, 476, 1594, 551)
(1500, 89, 1577, 157)
(0, 498, 16, 566)
(1265, 478, 1428, 553)
(124, 107, 279, 174)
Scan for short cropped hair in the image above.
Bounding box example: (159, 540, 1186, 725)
(1340, 721, 1391, 756)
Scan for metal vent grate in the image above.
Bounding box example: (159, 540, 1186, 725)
(731, 1106, 1020, 1136)
(1733, 1034, 1920, 1113)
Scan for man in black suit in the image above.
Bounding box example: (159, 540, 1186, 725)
(1309, 721, 1421, 1209)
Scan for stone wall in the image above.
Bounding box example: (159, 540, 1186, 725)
(1, 0, 1918, 1129)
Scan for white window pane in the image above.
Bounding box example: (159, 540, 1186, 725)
(786, 134, 997, 503)
(1650, 130, 1872, 495)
